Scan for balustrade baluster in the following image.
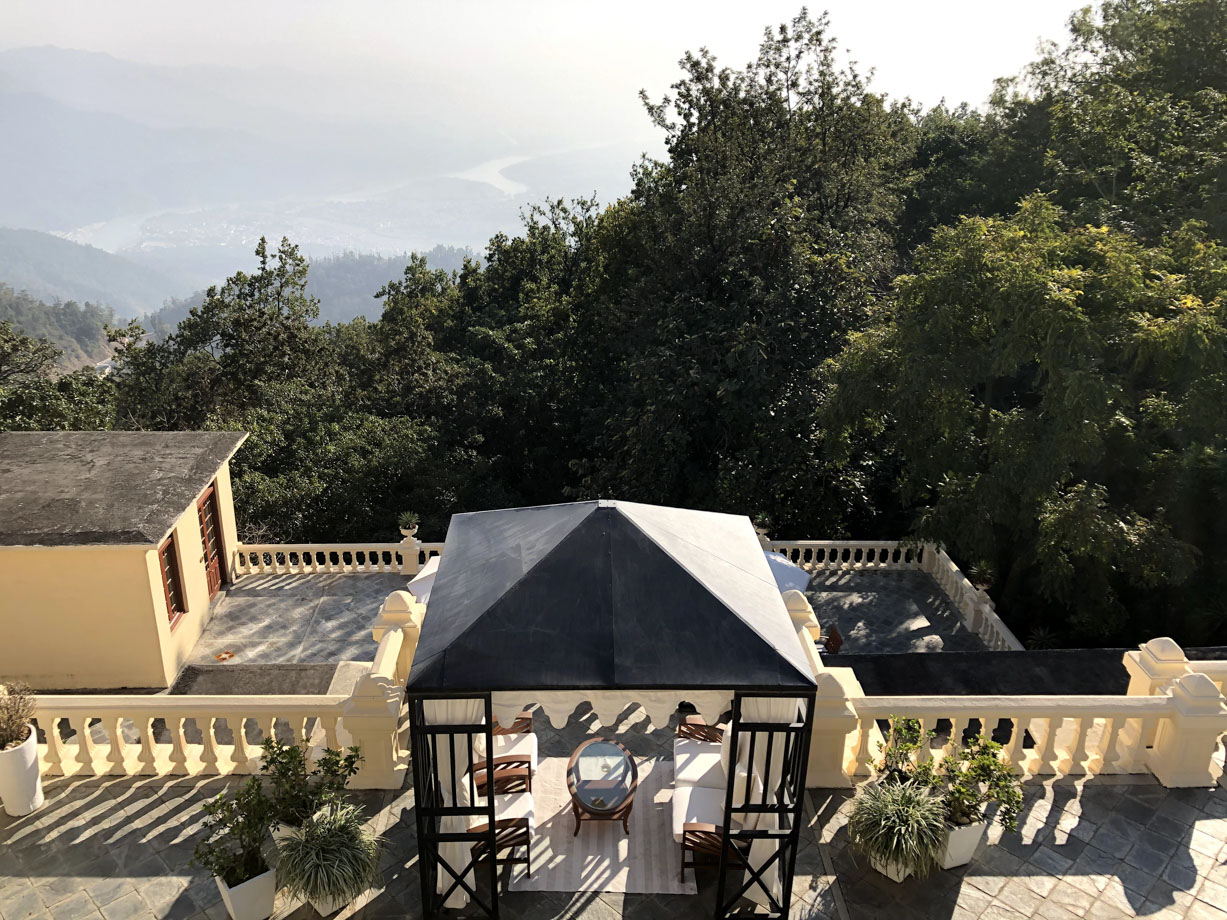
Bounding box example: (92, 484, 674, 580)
(68, 715, 97, 775)
(107, 716, 128, 774)
(853, 716, 875, 775)
(199, 715, 220, 773)
(323, 715, 340, 750)
(1067, 718, 1090, 774)
(168, 716, 190, 774)
(1038, 717, 1062, 774)
(1006, 717, 1029, 774)
(1132, 716, 1159, 772)
(1097, 717, 1123, 773)
(41, 715, 65, 775)
(918, 717, 936, 763)
(943, 716, 967, 760)
(137, 717, 158, 774)
(229, 714, 252, 772)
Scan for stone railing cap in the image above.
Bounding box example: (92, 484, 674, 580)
(1143, 637, 1187, 662)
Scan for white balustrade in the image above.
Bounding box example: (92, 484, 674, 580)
(767, 540, 921, 572)
(33, 695, 347, 778)
(32, 619, 415, 787)
(231, 541, 444, 578)
(845, 695, 1172, 780)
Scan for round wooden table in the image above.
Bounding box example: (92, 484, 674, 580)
(566, 737, 638, 835)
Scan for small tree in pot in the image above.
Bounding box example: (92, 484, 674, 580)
(847, 781, 947, 883)
(876, 717, 1023, 869)
(397, 511, 419, 538)
(277, 802, 382, 916)
(192, 777, 278, 920)
(261, 738, 361, 830)
(0, 681, 43, 816)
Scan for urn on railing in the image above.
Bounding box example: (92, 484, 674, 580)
(397, 511, 420, 540)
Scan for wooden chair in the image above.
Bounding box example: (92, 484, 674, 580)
(492, 709, 533, 735)
(677, 713, 724, 742)
(470, 817, 533, 878)
(817, 624, 843, 654)
(680, 822, 750, 883)
(469, 754, 533, 795)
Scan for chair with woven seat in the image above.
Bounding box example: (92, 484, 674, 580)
(469, 791, 534, 878)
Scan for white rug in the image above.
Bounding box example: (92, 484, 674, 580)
(508, 755, 696, 895)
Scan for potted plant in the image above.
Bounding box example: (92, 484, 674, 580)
(928, 734, 1022, 868)
(261, 738, 361, 837)
(875, 718, 1022, 870)
(397, 511, 419, 539)
(847, 780, 947, 883)
(277, 802, 382, 916)
(192, 777, 278, 920)
(0, 681, 43, 816)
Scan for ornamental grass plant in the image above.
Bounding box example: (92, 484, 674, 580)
(0, 681, 35, 750)
(846, 781, 948, 879)
(277, 802, 382, 908)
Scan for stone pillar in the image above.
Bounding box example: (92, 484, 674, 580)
(399, 532, 422, 576)
(343, 674, 406, 790)
(1124, 637, 1192, 747)
(783, 589, 822, 646)
(754, 525, 772, 551)
(1147, 672, 1227, 788)
(806, 671, 862, 788)
(373, 590, 424, 679)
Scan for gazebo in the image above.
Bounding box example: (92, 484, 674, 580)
(406, 500, 817, 920)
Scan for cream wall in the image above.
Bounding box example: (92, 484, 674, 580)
(0, 545, 165, 689)
(150, 465, 240, 686)
(0, 461, 242, 690)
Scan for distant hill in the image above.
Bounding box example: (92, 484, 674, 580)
(0, 228, 187, 318)
(0, 283, 114, 370)
(144, 246, 475, 334)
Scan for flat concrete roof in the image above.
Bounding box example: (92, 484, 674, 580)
(0, 431, 247, 546)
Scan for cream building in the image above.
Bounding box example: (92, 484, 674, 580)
(0, 431, 247, 690)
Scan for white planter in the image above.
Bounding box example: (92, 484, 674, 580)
(216, 868, 277, 920)
(399, 526, 418, 539)
(310, 892, 353, 916)
(0, 725, 44, 816)
(869, 855, 912, 883)
(941, 820, 988, 869)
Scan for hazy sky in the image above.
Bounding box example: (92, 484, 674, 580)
(4, 0, 1086, 150)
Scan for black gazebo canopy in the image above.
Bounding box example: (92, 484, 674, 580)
(406, 500, 816, 693)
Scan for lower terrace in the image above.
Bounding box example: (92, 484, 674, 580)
(4, 705, 1227, 920)
(11, 535, 1227, 920)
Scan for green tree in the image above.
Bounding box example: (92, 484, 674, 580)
(0, 320, 114, 431)
(826, 197, 1227, 643)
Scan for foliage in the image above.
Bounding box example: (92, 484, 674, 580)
(0, 286, 115, 371)
(0, 681, 35, 750)
(847, 781, 947, 879)
(875, 718, 1023, 830)
(276, 802, 382, 906)
(825, 198, 1227, 644)
(190, 776, 276, 888)
(259, 738, 361, 826)
(397, 510, 419, 530)
(5, 1, 1227, 647)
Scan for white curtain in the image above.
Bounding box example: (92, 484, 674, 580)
(739, 697, 804, 910)
(490, 689, 731, 730)
(423, 699, 485, 909)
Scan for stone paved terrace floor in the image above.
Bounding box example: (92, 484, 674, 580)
(5, 705, 1227, 920)
(806, 571, 987, 654)
(187, 573, 407, 667)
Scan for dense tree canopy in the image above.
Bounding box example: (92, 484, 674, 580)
(3, 0, 1225, 648)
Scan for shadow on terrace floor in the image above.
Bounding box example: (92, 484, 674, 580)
(813, 775, 1227, 920)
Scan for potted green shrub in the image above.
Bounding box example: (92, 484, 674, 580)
(192, 777, 278, 920)
(261, 738, 361, 836)
(928, 734, 1022, 868)
(0, 681, 43, 816)
(847, 781, 947, 883)
(277, 802, 382, 916)
(875, 718, 1023, 869)
(397, 511, 419, 539)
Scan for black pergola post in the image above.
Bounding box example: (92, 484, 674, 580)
(410, 692, 499, 920)
(715, 689, 816, 920)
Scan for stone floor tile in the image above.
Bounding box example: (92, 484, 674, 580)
(996, 877, 1047, 916)
(1031, 845, 1074, 876)
(46, 892, 104, 920)
(1034, 903, 1081, 920)
(98, 892, 156, 920)
(1196, 877, 1227, 909)
(0, 884, 46, 920)
(1188, 902, 1227, 920)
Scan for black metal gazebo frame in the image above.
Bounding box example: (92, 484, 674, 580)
(408, 684, 815, 920)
